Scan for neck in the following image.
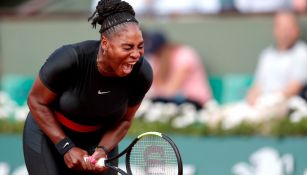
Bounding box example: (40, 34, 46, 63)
(277, 41, 296, 51)
(96, 47, 115, 77)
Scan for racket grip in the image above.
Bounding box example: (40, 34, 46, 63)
(83, 156, 105, 167)
(84, 156, 96, 164)
(96, 158, 105, 167)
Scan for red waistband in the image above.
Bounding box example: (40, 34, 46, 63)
(55, 112, 102, 132)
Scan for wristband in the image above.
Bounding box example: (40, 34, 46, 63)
(55, 137, 75, 156)
(96, 145, 109, 154)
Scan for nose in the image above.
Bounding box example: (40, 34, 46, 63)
(130, 50, 141, 60)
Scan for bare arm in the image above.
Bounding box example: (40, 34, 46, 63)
(163, 64, 190, 96)
(246, 83, 261, 105)
(27, 76, 90, 170)
(88, 103, 141, 172)
(160, 46, 197, 97)
(97, 103, 141, 152)
(27, 76, 65, 144)
(283, 80, 304, 98)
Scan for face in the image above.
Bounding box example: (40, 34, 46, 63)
(273, 12, 300, 50)
(98, 23, 144, 77)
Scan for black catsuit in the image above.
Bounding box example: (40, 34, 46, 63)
(23, 40, 153, 175)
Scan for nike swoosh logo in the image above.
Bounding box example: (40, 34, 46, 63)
(98, 90, 111, 95)
(63, 142, 69, 148)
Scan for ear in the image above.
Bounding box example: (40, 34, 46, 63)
(101, 35, 109, 51)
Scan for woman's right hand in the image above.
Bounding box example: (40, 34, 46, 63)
(64, 147, 93, 171)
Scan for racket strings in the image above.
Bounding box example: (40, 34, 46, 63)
(128, 135, 179, 175)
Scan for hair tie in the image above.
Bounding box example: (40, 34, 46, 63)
(99, 17, 138, 33)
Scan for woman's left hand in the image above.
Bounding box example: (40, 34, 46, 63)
(89, 148, 109, 173)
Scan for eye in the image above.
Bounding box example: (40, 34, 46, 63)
(138, 43, 144, 50)
(123, 46, 132, 51)
(122, 44, 133, 51)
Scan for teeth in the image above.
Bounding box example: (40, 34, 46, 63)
(123, 63, 132, 69)
(121, 62, 136, 74)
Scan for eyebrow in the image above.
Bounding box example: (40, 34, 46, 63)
(121, 41, 144, 47)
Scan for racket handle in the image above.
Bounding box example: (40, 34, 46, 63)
(84, 156, 96, 163)
(96, 158, 105, 167)
(83, 156, 105, 167)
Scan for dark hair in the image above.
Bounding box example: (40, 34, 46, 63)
(88, 0, 138, 36)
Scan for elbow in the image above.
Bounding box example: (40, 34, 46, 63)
(27, 94, 43, 115)
(122, 120, 132, 132)
(27, 94, 36, 111)
(27, 95, 40, 121)
(125, 120, 131, 129)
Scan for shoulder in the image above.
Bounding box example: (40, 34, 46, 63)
(258, 45, 277, 62)
(69, 40, 100, 55)
(50, 40, 99, 66)
(134, 57, 153, 79)
(126, 58, 153, 105)
(295, 40, 307, 48)
(51, 40, 99, 59)
(173, 45, 198, 58)
(170, 45, 201, 69)
(40, 41, 96, 74)
(70, 40, 100, 49)
(261, 45, 276, 55)
(43, 43, 78, 68)
(47, 41, 98, 61)
(140, 57, 153, 72)
(50, 44, 77, 58)
(293, 40, 307, 54)
(127, 57, 153, 87)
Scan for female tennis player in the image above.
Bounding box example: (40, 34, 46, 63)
(22, 0, 153, 174)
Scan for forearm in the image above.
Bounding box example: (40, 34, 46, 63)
(282, 80, 303, 98)
(28, 97, 66, 144)
(246, 84, 261, 105)
(98, 120, 131, 152)
(164, 66, 189, 96)
(27, 77, 67, 144)
(97, 103, 141, 152)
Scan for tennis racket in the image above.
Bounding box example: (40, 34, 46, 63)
(86, 131, 183, 175)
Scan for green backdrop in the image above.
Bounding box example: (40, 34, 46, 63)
(1, 15, 307, 76)
(1, 135, 306, 175)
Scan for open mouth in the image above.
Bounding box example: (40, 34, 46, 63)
(121, 62, 136, 74)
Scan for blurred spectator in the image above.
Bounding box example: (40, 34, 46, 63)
(144, 30, 212, 109)
(246, 10, 307, 105)
(213, 10, 307, 128)
(195, 0, 222, 14)
(219, 0, 237, 12)
(124, 0, 154, 16)
(153, 0, 221, 16)
(91, 0, 97, 13)
(91, 0, 222, 16)
(234, 0, 291, 13)
(292, 0, 307, 13)
(152, 0, 196, 16)
(91, 0, 151, 16)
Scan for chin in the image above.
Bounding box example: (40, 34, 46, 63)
(117, 72, 130, 77)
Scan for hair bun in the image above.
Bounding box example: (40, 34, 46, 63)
(88, 0, 138, 33)
(96, 0, 135, 21)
